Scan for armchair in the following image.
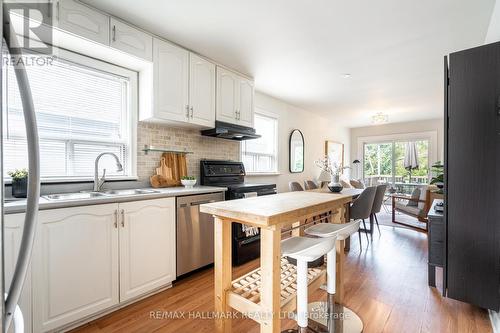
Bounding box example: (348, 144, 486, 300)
(391, 186, 442, 231)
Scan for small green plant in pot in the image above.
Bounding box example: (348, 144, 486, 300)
(181, 176, 197, 188)
(8, 168, 28, 198)
(430, 162, 444, 194)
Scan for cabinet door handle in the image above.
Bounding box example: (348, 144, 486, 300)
(56, 0, 60, 21)
(186, 105, 190, 118)
(114, 210, 118, 228)
(121, 209, 125, 227)
(112, 25, 116, 42)
(190, 106, 194, 118)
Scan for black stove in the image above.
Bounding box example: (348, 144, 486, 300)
(200, 160, 276, 265)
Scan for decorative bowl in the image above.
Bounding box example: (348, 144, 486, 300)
(181, 179, 197, 188)
(327, 183, 343, 193)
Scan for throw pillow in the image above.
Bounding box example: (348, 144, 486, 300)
(407, 188, 421, 207)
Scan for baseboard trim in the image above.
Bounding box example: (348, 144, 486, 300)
(490, 310, 500, 333)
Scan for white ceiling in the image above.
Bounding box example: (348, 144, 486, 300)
(83, 0, 495, 127)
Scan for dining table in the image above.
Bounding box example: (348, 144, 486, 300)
(200, 190, 360, 333)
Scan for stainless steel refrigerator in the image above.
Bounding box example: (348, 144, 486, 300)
(1, 1, 41, 332)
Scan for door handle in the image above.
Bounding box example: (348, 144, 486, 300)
(3, 19, 41, 330)
(121, 209, 125, 227)
(186, 104, 190, 118)
(190, 200, 216, 206)
(114, 210, 118, 228)
(112, 25, 116, 42)
(497, 96, 500, 116)
(190, 106, 194, 118)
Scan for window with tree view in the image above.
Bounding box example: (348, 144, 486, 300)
(363, 139, 429, 191)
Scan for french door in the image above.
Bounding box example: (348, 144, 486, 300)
(363, 139, 430, 193)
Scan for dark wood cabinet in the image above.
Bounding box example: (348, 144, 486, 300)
(428, 200, 445, 293)
(446, 42, 500, 311)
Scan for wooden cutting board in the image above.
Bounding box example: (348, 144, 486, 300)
(150, 152, 188, 188)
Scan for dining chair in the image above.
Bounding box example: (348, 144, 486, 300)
(289, 181, 304, 191)
(303, 180, 318, 190)
(370, 184, 387, 234)
(349, 186, 377, 250)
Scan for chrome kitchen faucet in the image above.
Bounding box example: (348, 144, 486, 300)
(94, 152, 123, 192)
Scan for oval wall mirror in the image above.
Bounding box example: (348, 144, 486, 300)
(289, 129, 304, 173)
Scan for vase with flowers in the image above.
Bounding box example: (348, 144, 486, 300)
(314, 156, 349, 193)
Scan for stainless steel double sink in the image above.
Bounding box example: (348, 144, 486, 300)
(43, 189, 160, 201)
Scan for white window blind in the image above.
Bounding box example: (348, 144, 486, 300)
(2, 50, 137, 180)
(241, 111, 278, 173)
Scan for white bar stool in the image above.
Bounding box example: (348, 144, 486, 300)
(281, 235, 337, 333)
(304, 220, 364, 332)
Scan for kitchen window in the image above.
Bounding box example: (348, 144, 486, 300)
(2, 48, 137, 181)
(241, 110, 278, 174)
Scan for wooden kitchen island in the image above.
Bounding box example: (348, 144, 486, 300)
(200, 191, 355, 333)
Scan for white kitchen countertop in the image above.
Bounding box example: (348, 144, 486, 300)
(4, 186, 227, 214)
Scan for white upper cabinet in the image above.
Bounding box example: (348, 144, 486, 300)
(152, 38, 190, 123)
(33, 204, 119, 332)
(119, 198, 176, 301)
(216, 67, 254, 127)
(216, 67, 239, 124)
(189, 53, 216, 128)
(237, 77, 255, 128)
(55, 0, 110, 45)
(144, 39, 218, 128)
(110, 18, 153, 61)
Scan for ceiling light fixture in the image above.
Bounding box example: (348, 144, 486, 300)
(372, 112, 389, 124)
(341, 73, 351, 78)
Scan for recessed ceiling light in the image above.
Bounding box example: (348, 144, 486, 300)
(341, 73, 351, 78)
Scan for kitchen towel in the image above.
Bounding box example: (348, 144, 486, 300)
(241, 192, 259, 237)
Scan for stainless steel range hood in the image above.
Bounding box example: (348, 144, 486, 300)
(201, 121, 261, 141)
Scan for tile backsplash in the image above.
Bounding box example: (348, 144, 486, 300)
(137, 122, 240, 182)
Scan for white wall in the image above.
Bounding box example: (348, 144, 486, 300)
(248, 92, 350, 193)
(485, 0, 500, 43)
(350, 118, 444, 178)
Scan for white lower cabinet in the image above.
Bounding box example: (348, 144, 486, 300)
(33, 204, 119, 332)
(32, 197, 176, 332)
(119, 198, 176, 301)
(4, 213, 32, 333)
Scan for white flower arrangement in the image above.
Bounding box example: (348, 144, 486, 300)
(314, 156, 349, 178)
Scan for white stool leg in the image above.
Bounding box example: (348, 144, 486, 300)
(296, 259, 309, 328)
(326, 248, 336, 295)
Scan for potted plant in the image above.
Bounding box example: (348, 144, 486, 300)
(180, 176, 197, 188)
(8, 168, 28, 198)
(430, 162, 444, 194)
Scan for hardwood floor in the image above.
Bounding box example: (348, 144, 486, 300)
(71, 226, 492, 333)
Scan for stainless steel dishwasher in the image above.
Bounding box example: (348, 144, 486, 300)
(176, 192, 224, 277)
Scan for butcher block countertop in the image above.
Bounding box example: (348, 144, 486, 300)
(200, 191, 353, 227)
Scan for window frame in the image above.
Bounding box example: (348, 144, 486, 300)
(3, 46, 138, 183)
(356, 131, 439, 185)
(241, 108, 280, 176)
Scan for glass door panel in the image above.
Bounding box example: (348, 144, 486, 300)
(363, 142, 393, 186)
(363, 139, 430, 194)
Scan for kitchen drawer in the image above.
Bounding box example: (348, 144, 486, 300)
(428, 217, 444, 243)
